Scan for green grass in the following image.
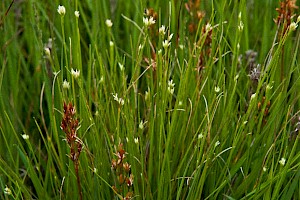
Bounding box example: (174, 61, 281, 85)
(1, 0, 300, 199)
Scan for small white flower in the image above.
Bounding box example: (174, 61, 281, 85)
(143, 16, 156, 27)
(71, 68, 80, 79)
(44, 47, 51, 57)
(214, 86, 220, 93)
(118, 63, 124, 71)
(109, 41, 114, 47)
(178, 101, 183, 106)
(198, 134, 203, 139)
(168, 33, 174, 41)
(145, 88, 150, 100)
(4, 186, 12, 195)
(112, 93, 124, 105)
(214, 141, 220, 147)
(157, 49, 162, 55)
(57, 5, 66, 16)
(112, 93, 119, 101)
(74, 11, 80, 18)
(105, 19, 113, 28)
(234, 74, 239, 81)
(22, 134, 29, 140)
(279, 157, 286, 166)
(205, 23, 212, 32)
(250, 93, 256, 101)
(290, 22, 298, 31)
(100, 76, 104, 83)
(159, 25, 166, 35)
(168, 79, 175, 94)
(168, 79, 175, 88)
(134, 137, 139, 144)
(138, 44, 143, 51)
(93, 167, 97, 173)
(62, 79, 70, 89)
(238, 12, 242, 20)
(139, 120, 144, 130)
(238, 21, 244, 31)
(163, 39, 171, 49)
(263, 166, 267, 172)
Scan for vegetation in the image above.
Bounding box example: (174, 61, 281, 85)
(1, 0, 300, 199)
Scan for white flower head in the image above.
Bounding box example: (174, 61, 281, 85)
(263, 166, 267, 172)
(62, 79, 70, 89)
(57, 5, 66, 16)
(279, 157, 286, 166)
(238, 21, 244, 31)
(238, 12, 242, 20)
(168, 79, 175, 94)
(74, 11, 80, 18)
(118, 63, 124, 71)
(168, 79, 175, 88)
(71, 68, 80, 79)
(143, 16, 156, 27)
(105, 19, 113, 28)
(198, 133, 204, 139)
(163, 39, 171, 49)
(159, 25, 166, 35)
(168, 33, 174, 41)
(109, 41, 114, 47)
(138, 44, 143, 52)
(112, 93, 124, 105)
(178, 101, 183, 106)
(214, 141, 220, 147)
(93, 167, 97, 173)
(22, 134, 29, 140)
(205, 23, 212, 32)
(99, 76, 104, 83)
(290, 22, 298, 31)
(44, 47, 51, 57)
(250, 93, 256, 101)
(214, 86, 220, 93)
(145, 87, 150, 100)
(139, 120, 144, 130)
(4, 186, 12, 195)
(134, 137, 139, 144)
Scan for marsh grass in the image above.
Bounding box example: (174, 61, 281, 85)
(0, 0, 300, 199)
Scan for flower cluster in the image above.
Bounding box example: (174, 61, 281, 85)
(111, 143, 134, 200)
(168, 79, 175, 95)
(57, 5, 66, 16)
(60, 102, 83, 199)
(112, 93, 125, 105)
(162, 33, 173, 49)
(60, 102, 83, 162)
(274, 0, 298, 37)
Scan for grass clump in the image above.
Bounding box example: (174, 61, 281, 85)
(0, 0, 300, 199)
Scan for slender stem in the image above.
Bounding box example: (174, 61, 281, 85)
(74, 160, 83, 200)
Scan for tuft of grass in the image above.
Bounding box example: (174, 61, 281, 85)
(0, 0, 300, 199)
